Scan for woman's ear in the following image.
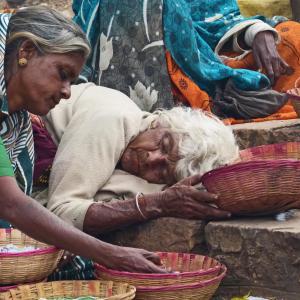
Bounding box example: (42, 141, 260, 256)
(149, 120, 162, 129)
(18, 40, 38, 61)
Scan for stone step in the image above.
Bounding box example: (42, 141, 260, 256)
(106, 213, 300, 299)
(232, 119, 300, 149)
(207, 211, 300, 299)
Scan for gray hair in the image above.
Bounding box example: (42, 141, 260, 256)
(154, 107, 239, 180)
(6, 6, 90, 59)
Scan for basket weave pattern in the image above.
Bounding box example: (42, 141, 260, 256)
(0, 281, 136, 300)
(96, 252, 220, 286)
(96, 252, 226, 300)
(240, 142, 300, 161)
(0, 229, 63, 285)
(134, 266, 226, 300)
(202, 159, 300, 215)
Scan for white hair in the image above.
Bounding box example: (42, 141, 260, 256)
(154, 106, 239, 180)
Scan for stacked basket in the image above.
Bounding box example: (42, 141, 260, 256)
(0, 228, 63, 289)
(201, 142, 300, 215)
(0, 281, 136, 300)
(95, 252, 227, 300)
(0, 230, 137, 300)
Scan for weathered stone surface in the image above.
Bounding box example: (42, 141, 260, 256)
(232, 119, 300, 149)
(103, 218, 206, 253)
(206, 211, 300, 299)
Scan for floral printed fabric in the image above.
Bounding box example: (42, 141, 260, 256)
(73, 0, 174, 110)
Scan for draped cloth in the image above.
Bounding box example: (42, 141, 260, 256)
(0, 13, 34, 195)
(163, 0, 272, 96)
(72, 0, 174, 109)
(167, 21, 299, 124)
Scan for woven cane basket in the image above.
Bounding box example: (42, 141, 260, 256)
(133, 265, 226, 300)
(0, 281, 136, 300)
(0, 286, 18, 293)
(201, 159, 300, 215)
(96, 252, 221, 287)
(240, 142, 300, 161)
(0, 229, 63, 285)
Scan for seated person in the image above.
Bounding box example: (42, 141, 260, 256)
(34, 82, 239, 236)
(72, 0, 300, 123)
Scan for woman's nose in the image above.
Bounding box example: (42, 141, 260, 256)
(61, 82, 71, 99)
(147, 150, 166, 165)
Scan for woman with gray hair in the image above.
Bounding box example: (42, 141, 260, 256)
(40, 82, 238, 238)
(0, 6, 165, 274)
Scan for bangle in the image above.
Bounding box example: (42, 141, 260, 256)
(135, 192, 147, 220)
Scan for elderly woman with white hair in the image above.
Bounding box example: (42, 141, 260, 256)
(35, 82, 239, 237)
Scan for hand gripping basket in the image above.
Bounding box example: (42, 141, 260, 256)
(0, 281, 136, 300)
(0, 229, 63, 285)
(96, 252, 221, 287)
(201, 159, 300, 215)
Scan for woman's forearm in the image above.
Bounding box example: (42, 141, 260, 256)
(1, 177, 167, 273)
(1, 177, 122, 265)
(83, 194, 164, 236)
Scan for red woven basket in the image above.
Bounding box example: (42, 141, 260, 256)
(133, 265, 226, 300)
(201, 159, 300, 215)
(96, 252, 221, 287)
(240, 142, 300, 161)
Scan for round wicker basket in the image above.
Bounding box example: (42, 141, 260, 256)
(0, 281, 136, 300)
(240, 142, 300, 161)
(202, 159, 300, 215)
(133, 265, 226, 300)
(96, 252, 221, 287)
(0, 229, 63, 285)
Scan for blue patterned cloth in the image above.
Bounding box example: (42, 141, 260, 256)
(163, 0, 273, 96)
(0, 13, 34, 195)
(72, 0, 174, 108)
(72, 0, 285, 103)
(48, 256, 95, 281)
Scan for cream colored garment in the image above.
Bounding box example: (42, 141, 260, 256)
(44, 83, 164, 230)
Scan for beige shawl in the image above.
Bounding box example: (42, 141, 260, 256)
(43, 83, 164, 230)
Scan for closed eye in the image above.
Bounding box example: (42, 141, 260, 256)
(59, 68, 69, 81)
(160, 133, 172, 155)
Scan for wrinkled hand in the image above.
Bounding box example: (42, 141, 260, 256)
(104, 246, 167, 273)
(158, 174, 231, 220)
(252, 31, 291, 85)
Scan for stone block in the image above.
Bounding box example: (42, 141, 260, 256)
(232, 119, 300, 149)
(102, 217, 206, 253)
(206, 212, 300, 299)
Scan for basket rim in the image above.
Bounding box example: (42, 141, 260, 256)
(95, 252, 221, 278)
(0, 285, 18, 292)
(0, 228, 60, 257)
(202, 159, 300, 182)
(239, 141, 300, 153)
(137, 265, 227, 292)
(0, 246, 59, 257)
(2, 280, 136, 298)
(239, 141, 300, 159)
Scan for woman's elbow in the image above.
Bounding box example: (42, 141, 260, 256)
(0, 177, 24, 222)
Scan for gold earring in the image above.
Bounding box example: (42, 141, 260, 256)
(18, 58, 28, 67)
